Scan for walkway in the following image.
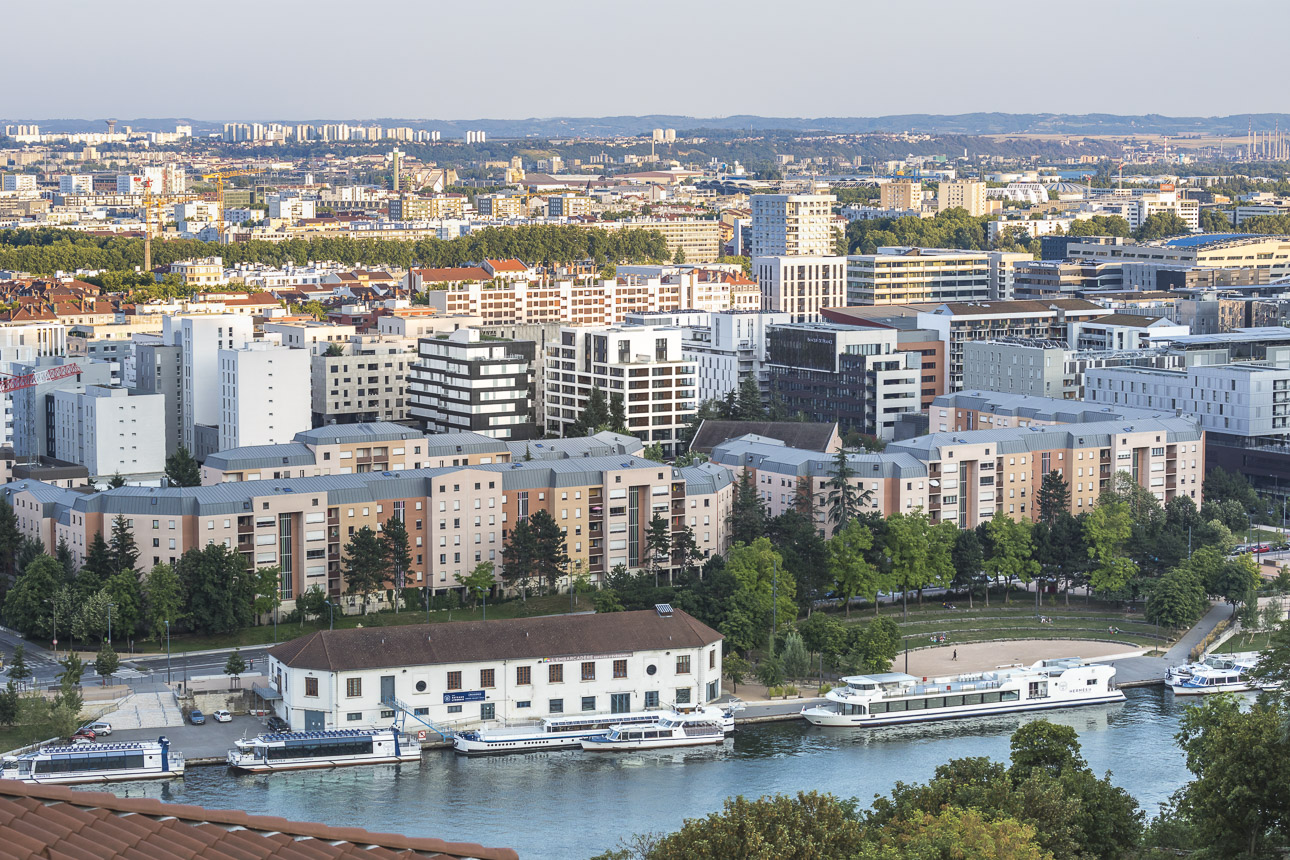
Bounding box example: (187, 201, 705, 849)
(97, 683, 185, 730)
(1101, 602, 1233, 685)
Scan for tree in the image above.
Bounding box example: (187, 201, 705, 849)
(55, 536, 76, 582)
(0, 681, 18, 727)
(1176, 695, 1290, 857)
(729, 469, 767, 546)
(734, 375, 766, 421)
(1084, 496, 1138, 595)
(57, 650, 85, 687)
(985, 513, 1040, 604)
(644, 792, 863, 860)
(109, 514, 139, 574)
(176, 543, 253, 635)
(672, 245, 686, 265)
(501, 516, 537, 597)
(250, 565, 282, 623)
(885, 511, 949, 612)
(104, 570, 142, 640)
(641, 442, 665, 462)
(951, 527, 985, 608)
(645, 514, 672, 587)
(80, 532, 114, 594)
(6, 644, 30, 684)
(0, 497, 19, 579)
(827, 518, 879, 616)
(107, 472, 126, 489)
(528, 509, 570, 593)
(142, 563, 182, 643)
(224, 648, 247, 679)
(296, 584, 328, 627)
(855, 807, 1049, 860)
(1036, 470, 1070, 525)
(722, 653, 750, 692)
(454, 562, 495, 608)
(1134, 210, 1191, 241)
(826, 449, 871, 527)
(94, 641, 119, 685)
(342, 526, 387, 613)
(571, 386, 611, 437)
(845, 618, 902, 674)
(382, 517, 412, 612)
(3, 554, 61, 637)
(720, 538, 795, 653)
(164, 446, 201, 487)
(608, 393, 628, 434)
(780, 631, 810, 680)
(1008, 720, 1086, 781)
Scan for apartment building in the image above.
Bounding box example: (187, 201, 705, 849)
(1069, 235, 1290, 281)
(424, 277, 691, 327)
(711, 414, 1203, 534)
(755, 255, 847, 322)
(50, 385, 166, 478)
(927, 391, 1169, 433)
(5, 451, 731, 603)
(170, 258, 227, 287)
(171, 314, 255, 453)
(388, 194, 466, 220)
(751, 193, 838, 258)
(1068, 315, 1189, 351)
(131, 342, 183, 458)
(544, 326, 696, 457)
(308, 335, 417, 426)
(962, 339, 1179, 400)
(679, 311, 793, 404)
(617, 219, 722, 263)
(880, 179, 922, 212)
(475, 194, 526, 218)
(846, 248, 990, 305)
(1012, 260, 1125, 300)
(11, 357, 116, 461)
(409, 329, 536, 440)
(766, 323, 924, 441)
(546, 194, 592, 218)
(217, 342, 312, 451)
(936, 180, 989, 216)
(1084, 189, 1199, 231)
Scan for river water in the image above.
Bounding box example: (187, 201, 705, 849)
(97, 687, 1194, 860)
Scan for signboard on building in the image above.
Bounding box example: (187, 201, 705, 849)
(444, 690, 486, 704)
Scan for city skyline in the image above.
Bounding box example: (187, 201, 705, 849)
(11, 0, 1287, 120)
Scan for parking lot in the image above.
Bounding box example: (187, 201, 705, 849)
(109, 714, 270, 764)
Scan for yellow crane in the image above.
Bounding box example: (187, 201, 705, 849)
(141, 180, 202, 272)
(200, 168, 265, 240)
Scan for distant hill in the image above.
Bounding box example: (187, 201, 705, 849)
(9, 114, 1290, 139)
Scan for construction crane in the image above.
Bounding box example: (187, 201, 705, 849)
(142, 180, 201, 272)
(0, 363, 83, 466)
(200, 168, 264, 240)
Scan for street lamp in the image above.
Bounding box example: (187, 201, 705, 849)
(44, 598, 57, 659)
(473, 586, 487, 622)
(770, 558, 779, 656)
(107, 602, 115, 646)
(164, 620, 171, 685)
(323, 600, 335, 631)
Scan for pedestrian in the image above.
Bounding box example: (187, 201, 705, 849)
(952, 649, 957, 661)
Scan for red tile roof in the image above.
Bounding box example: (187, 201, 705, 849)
(484, 259, 527, 272)
(412, 267, 490, 283)
(0, 779, 518, 860)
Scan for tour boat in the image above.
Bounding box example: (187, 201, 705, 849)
(1165, 652, 1260, 694)
(800, 659, 1124, 728)
(454, 704, 735, 756)
(226, 727, 420, 772)
(578, 715, 727, 751)
(0, 737, 184, 784)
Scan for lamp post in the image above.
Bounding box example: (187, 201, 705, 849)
(164, 620, 171, 685)
(323, 600, 334, 631)
(770, 558, 779, 656)
(107, 602, 115, 646)
(425, 587, 431, 624)
(473, 586, 487, 622)
(45, 598, 57, 659)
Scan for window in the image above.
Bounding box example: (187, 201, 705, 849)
(516, 701, 531, 709)
(675, 688, 692, 704)
(516, 666, 531, 685)
(676, 655, 691, 675)
(709, 650, 716, 669)
(581, 661, 595, 681)
(549, 699, 564, 714)
(447, 705, 462, 714)
(346, 712, 362, 722)
(644, 691, 660, 709)
(447, 671, 462, 691)
(345, 678, 361, 698)
(480, 668, 495, 688)
(549, 664, 563, 683)
(581, 696, 596, 712)
(305, 677, 318, 697)
(613, 659, 627, 679)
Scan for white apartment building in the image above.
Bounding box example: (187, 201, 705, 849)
(962, 339, 1179, 400)
(755, 255, 847, 322)
(847, 248, 990, 305)
(265, 609, 723, 732)
(1086, 363, 1290, 440)
(218, 342, 313, 451)
(545, 326, 696, 457)
(168, 314, 255, 452)
(58, 175, 94, 194)
(1068, 315, 1190, 351)
(937, 180, 989, 216)
(268, 194, 317, 221)
(2, 175, 36, 192)
(308, 335, 417, 426)
(751, 193, 837, 257)
(1083, 190, 1199, 232)
(50, 385, 165, 478)
(681, 311, 793, 403)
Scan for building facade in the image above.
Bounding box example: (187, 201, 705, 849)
(410, 329, 536, 440)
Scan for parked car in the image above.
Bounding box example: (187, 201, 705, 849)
(188, 709, 206, 725)
(211, 710, 232, 723)
(266, 716, 290, 733)
(70, 730, 95, 744)
(78, 721, 112, 736)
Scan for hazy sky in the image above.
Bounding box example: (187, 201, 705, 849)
(9, 0, 1287, 121)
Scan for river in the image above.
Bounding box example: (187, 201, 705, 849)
(95, 687, 1195, 860)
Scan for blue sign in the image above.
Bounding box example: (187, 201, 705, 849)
(444, 690, 486, 704)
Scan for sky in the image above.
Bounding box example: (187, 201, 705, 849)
(7, 0, 1288, 122)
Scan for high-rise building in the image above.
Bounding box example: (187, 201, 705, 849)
(755, 256, 847, 322)
(51, 385, 166, 478)
(751, 193, 837, 257)
(218, 342, 312, 451)
(170, 314, 255, 453)
(880, 179, 922, 212)
(937, 180, 989, 216)
(410, 329, 536, 439)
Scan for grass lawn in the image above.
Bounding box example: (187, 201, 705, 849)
(0, 724, 57, 754)
(150, 592, 587, 654)
(1214, 630, 1274, 653)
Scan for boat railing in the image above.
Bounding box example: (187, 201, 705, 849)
(885, 679, 1004, 698)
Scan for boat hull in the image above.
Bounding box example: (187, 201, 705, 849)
(454, 710, 735, 756)
(579, 735, 726, 751)
(228, 751, 420, 773)
(1169, 683, 1257, 696)
(801, 692, 1126, 728)
(2, 766, 184, 785)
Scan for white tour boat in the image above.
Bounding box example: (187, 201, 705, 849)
(227, 727, 420, 772)
(579, 715, 727, 751)
(801, 659, 1124, 728)
(1166, 652, 1260, 694)
(0, 736, 184, 784)
(453, 704, 735, 755)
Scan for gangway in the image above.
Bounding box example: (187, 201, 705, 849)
(381, 694, 453, 741)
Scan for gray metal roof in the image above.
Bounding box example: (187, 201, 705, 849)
(505, 431, 643, 461)
(293, 422, 424, 444)
(473, 455, 679, 491)
(889, 416, 1202, 460)
(933, 391, 1170, 423)
(678, 462, 735, 495)
(203, 443, 315, 472)
(709, 436, 927, 479)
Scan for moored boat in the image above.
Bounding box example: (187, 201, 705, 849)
(1166, 651, 1260, 694)
(227, 727, 420, 772)
(578, 715, 726, 751)
(0, 736, 183, 785)
(801, 659, 1124, 728)
(453, 704, 735, 756)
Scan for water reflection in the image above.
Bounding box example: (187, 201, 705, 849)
(84, 688, 1195, 860)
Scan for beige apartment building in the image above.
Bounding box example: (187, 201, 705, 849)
(936, 180, 991, 216)
(751, 193, 838, 257)
(880, 179, 922, 212)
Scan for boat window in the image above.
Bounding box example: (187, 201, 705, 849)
(907, 698, 927, 710)
(1001, 690, 1020, 702)
(983, 692, 1002, 704)
(267, 738, 374, 760)
(963, 694, 983, 705)
(887, 700, 907, 712)
(870, 702, 888, 714)
(945, 696, 964, 708)
(34, 753, 146, 774)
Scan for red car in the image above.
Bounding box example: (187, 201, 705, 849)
(70, 730, 95, 744)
